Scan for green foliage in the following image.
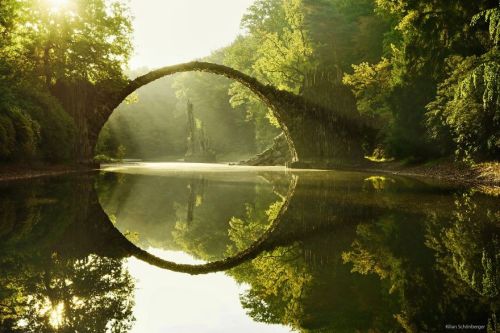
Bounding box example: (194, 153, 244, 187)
(223, 0, 317, 150)
(0, 104, 38, 160)
(304, 0, 389, 69)
(343, 58, 393, 127)
(6, 0, 132, 84)
(425, 5, 500, 162)
(242, 0, 315, 93)
(115, 144, 126, 160)
(472, 5, 500, 47)
(224, 37, 282, 150)
(172, 59, 259, 157)
(0, 80, 76, 163)
(222, 0, 390, 153)
(343, 0, 500, 161)
(93, 154, 116, 164)
(2, 0, 499, 164)
(95, 122, 123, 158)
(97, 67, 261, 160)
(1, 0, 131, 164)
(426, 52, 500, 161)
(21, 86, 76, 162)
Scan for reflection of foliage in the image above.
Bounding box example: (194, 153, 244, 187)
(171, 179, 281, 261)
(341, 217, 423, 332)
(342, 218, 402, 286)
(363, 175, 396, 191)
(1, 176, 136, 332)
(239, 248, 310, 329)
(171, 178, 231, 261)
(426, 190, 499, 299)
(425, 190, 499, 332)
(0, 253, 135, 333)
(0, 178, 79, 256)
(0, 193, 41, 246)
(343, 189, 499, 332)
(226, 200, 283, 253)
(446, 194, 498, 298)
(226, 199, 312, 330)
(225, 193, 402, 332)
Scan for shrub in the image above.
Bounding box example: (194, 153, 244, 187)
(0, 103, 39, 161)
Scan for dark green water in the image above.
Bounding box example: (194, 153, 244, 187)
(0, 163, 498, 332)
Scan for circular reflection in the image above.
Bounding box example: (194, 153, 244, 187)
(96, 164, 297, 274)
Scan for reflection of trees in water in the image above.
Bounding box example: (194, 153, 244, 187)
(171, 175, 285, 261)
(3, 172, 498, 332)
(342, 189, 499, 332)
(95, 171, 498, 332)
(224, 196, 397, 332)
(430, 191, 499, 298)
(212, 178, 499, 332)
(427, 190, 499, 332)
(186, 177, 206, 225)
(225, 196, 311, 328)
(0, 253, 135, 332)
(171, 176, 228, 260)
(97, 171, 288, 257)
(0, 177, 136, 332)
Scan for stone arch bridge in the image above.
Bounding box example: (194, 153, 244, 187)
(61, 61, 366, 167)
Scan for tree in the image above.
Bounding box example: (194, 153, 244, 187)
(0, 0, 133, 164)
(426, 6, 500, 161)
(173, 50, 259, 157)
(10, 0, 132, 85)
(344, 0, 499, 160)
(0, 253, 135, 333)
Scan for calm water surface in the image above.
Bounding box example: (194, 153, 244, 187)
(0, 162, 498, 332)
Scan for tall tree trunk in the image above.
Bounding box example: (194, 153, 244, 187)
(185, 100, 196, 157)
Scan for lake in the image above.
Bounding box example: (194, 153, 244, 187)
(0, 162, 498, 332)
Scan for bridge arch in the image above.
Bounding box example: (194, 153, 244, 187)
(88, 61, 366, 168)
(100, 61, 299, 163)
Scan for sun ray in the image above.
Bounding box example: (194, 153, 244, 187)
(46, 0, 69, 12)
(48, 302, 65, 328)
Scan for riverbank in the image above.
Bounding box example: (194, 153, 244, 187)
(0, 164, 95, 182)
(359, 159, 500, 188)
(1, 160, 499, 189)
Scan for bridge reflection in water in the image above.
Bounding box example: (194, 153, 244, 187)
(0, 164, 497, 332)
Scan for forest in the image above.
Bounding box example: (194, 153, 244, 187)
(0, 1, 499, 331)
(0, 0, 499, 166)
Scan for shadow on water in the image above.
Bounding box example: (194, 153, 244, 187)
(0, 166, 498, 332)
